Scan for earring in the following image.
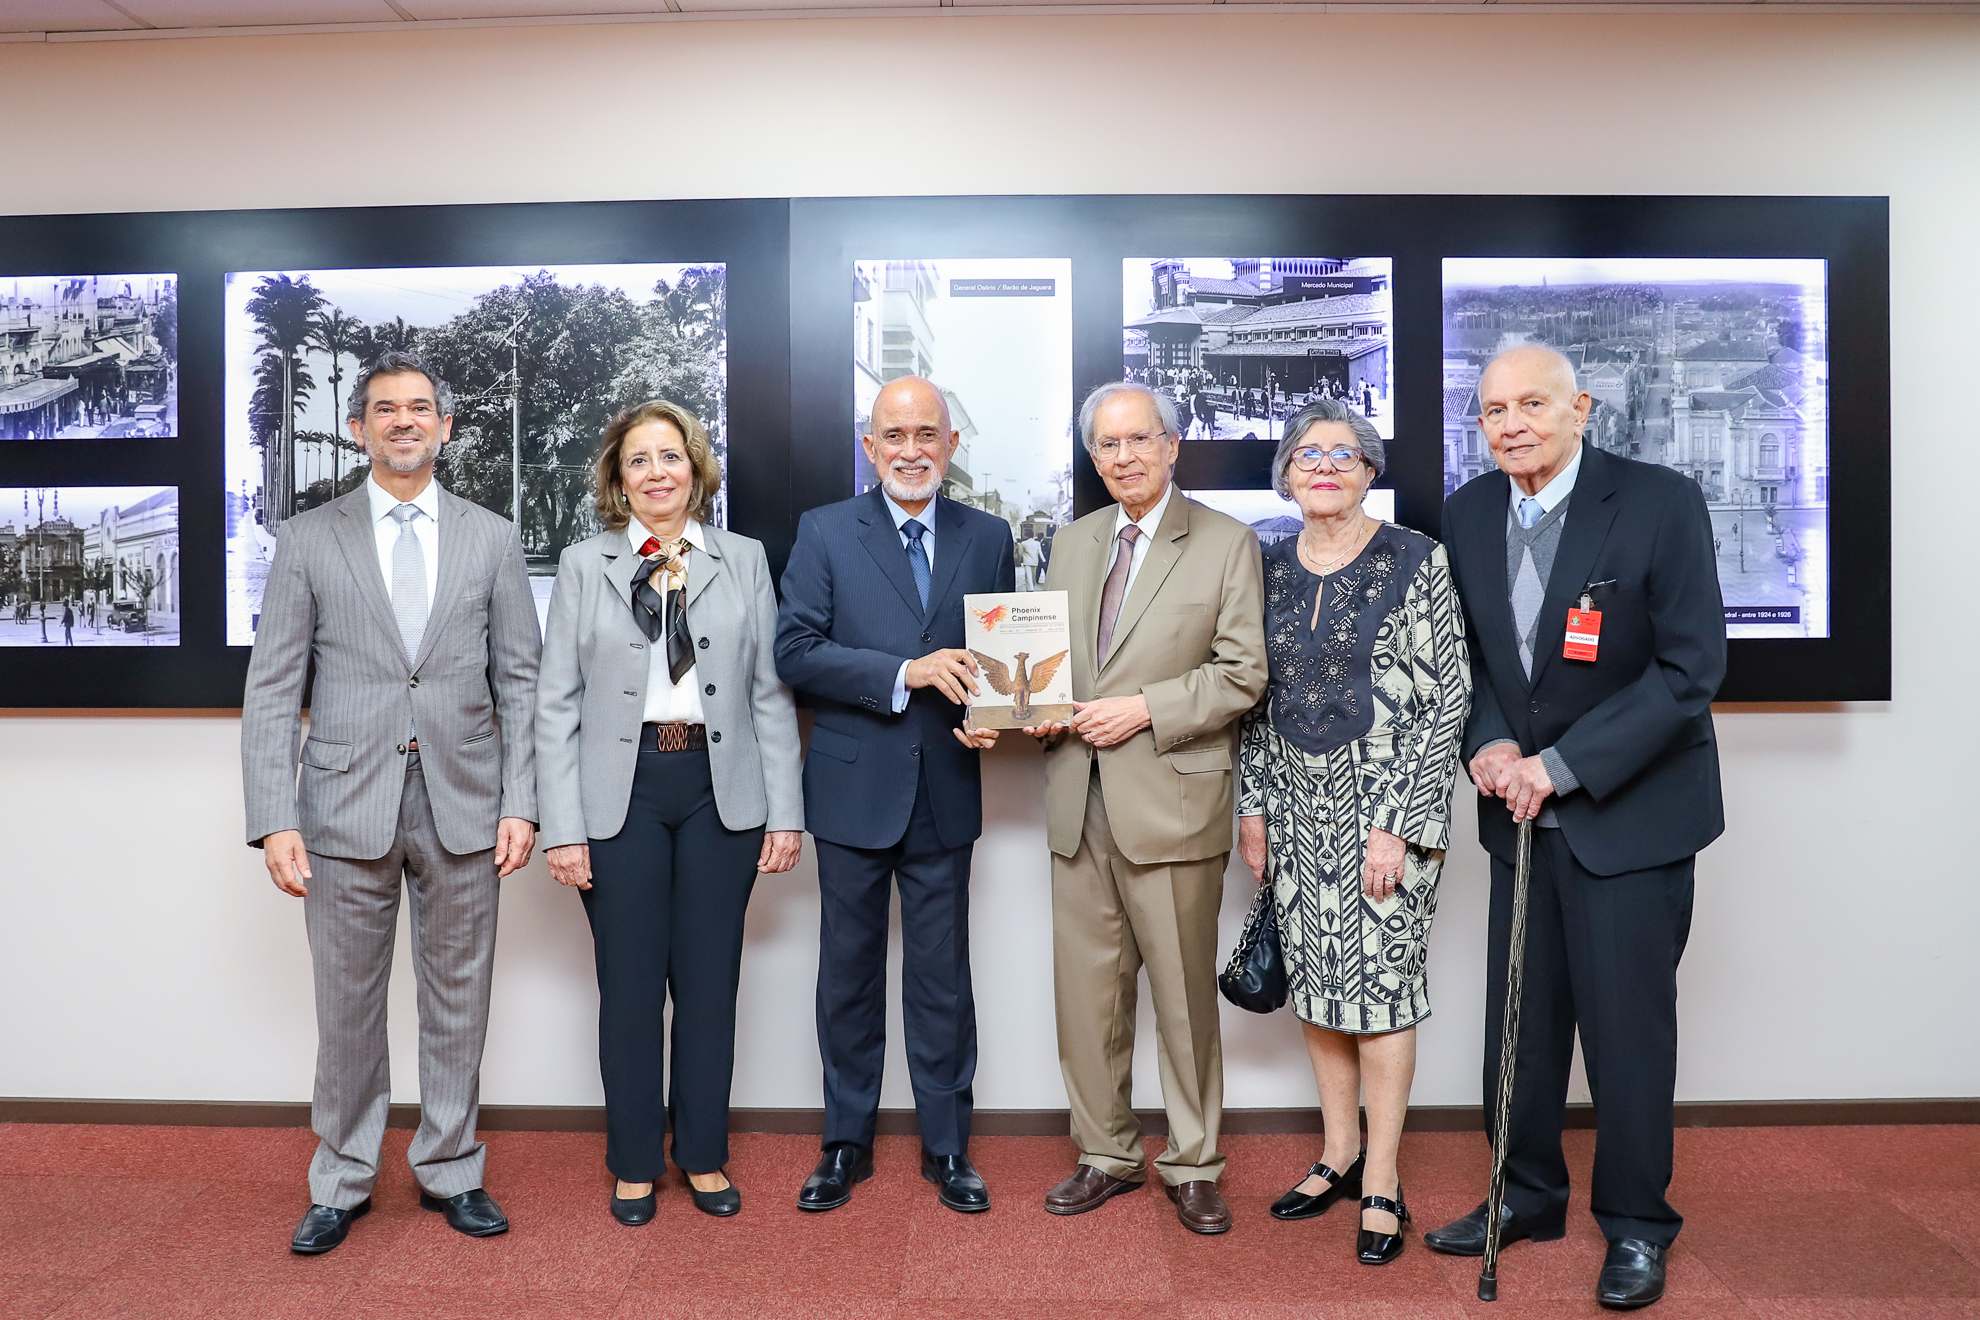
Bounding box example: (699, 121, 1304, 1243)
(618, 492, 628, 506)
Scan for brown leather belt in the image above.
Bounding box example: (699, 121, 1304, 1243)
(647, 722, 707, 753)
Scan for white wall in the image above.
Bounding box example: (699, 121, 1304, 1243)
(3, 12, 1977, 1112)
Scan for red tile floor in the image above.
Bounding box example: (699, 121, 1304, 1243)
(2, 1123, 1976, 1319)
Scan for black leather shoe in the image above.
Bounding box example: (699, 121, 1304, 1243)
(797, 1145, 873, 1212)
(684, 1169, 741, 1218)
(1269, 1153, 1364, 1221)
(419, 1188, 509, 1237)
(610, 1186, 657, 1226)
(1356, 1188, 1411, 1265)
(1423, 1199, 1566, 1256)
(921, 1150, 990, 1213)
(291, 1198, 369, 1254)
(1598, 1238, 1667, 1309)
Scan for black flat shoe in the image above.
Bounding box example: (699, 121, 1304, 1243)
(684, 1169, 741, 1218)
(1356, 1188, 1411, 1266)
(419, 1188, 510, 1237)
(609, 1186, 656, 1226)
(1598, 1238, 1667, 1309)
(797, 1144, 873, 1212)
(1423, 1199, 1567, 1256)
(921, 1150, 990, 1213)
(290, 1198, 369, 1254)
(1269, 1153, 1364, 1221)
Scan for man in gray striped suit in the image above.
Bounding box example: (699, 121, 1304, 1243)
(242, 350, 541, 1255)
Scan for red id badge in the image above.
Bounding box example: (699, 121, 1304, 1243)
(1564, 608, 1602, 662)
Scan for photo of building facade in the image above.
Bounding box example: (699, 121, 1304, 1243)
(854, 259, 1073, 588)
(1443, 257, 1830, 638)
(0, 275, 177, 440)
(1124, 258, 1394, 440)
(0, 486, 179, 645)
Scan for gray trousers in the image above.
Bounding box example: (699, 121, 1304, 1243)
(303, 755, 499, 1209)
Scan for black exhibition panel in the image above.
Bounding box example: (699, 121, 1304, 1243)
(789, 193, 1890, 704)
(0, 198, 792, 708)
(0, 192, 1886, 707)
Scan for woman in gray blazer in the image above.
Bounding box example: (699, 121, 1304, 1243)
(536, 399, 803, 1225)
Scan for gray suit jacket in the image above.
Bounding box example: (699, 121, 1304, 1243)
(241, 484, 542, 859)
(534, 523, 803, 849)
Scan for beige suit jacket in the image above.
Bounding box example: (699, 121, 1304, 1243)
(1041, 492, 1267, 864)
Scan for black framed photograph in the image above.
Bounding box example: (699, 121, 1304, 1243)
(0, 274, 177, 440)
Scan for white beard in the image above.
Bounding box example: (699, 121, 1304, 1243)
(881, 463, 942, 505)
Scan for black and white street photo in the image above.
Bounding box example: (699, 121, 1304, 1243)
(0, 276, 177, 440)
(0, 486, 180, 646)
(1443, 257, 1830, 638)
(854, 259, 1073, 589)
(223, 263, 727, 643)
(1124, 258, 1393, 441)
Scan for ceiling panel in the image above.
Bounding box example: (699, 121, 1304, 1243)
(116, 0, 406, 25)
(399, 0, 678, 16)
(674, 0, 927, 10)
(0, 0, 140, 31)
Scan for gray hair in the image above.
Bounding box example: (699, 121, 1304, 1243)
(1272, 398, 1385, 498)
(347, 348, 455, 425)
(1077, 381, 1179, 451)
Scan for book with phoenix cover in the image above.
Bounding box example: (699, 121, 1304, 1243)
(963, 590, 1074, 730)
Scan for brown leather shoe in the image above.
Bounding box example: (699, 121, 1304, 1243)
(1165, 1180, 1233, 1234)
(1043, 1165, 1145, 1216)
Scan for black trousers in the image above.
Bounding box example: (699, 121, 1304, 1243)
(812, 764, 976, 1156)
(1485, 827, 1695, 1247)
(581, 745, 763, 1181)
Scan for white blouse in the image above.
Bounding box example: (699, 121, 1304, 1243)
(628, 519, 707, 725)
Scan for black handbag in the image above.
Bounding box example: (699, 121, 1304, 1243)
(1218, 883, 1288, 1013)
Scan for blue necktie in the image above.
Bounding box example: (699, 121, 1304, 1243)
(902, 518, 931, 612)
(1518, 497, 1543, 530)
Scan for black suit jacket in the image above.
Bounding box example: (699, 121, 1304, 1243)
(774, 489, 1016, 851)
(1441, 443, 1726, 876)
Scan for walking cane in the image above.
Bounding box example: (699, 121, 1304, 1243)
(1478, 816, 1534, 1303)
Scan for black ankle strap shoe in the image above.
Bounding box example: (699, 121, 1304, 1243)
(1356, 1189, 1411, 1266)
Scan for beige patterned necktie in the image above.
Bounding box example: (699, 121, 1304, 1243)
(1095, 525, 1142, 666)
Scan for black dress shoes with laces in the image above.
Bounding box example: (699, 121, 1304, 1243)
(1356, 1188, 1412, 1265)
(684, 1169, 742, 1218)
(291, 1198, 369, 1254)
(1423, 1199, 1567, 1256)
(1597, 1238, 1667, 1309)
(797, 1145, 874, 1212)
(1269, 1153, 1364, 1221)
(610, 1186, 657, 1226)
(922, 1150, 990, 1213)
(419, 1188, 510, 1237)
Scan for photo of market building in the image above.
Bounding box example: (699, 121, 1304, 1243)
(1123, 257, 1393, 440)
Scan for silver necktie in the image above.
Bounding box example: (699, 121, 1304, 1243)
(389, 503, 428, 665)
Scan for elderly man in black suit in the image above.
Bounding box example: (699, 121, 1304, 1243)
(1429, 345, 1726, 1311)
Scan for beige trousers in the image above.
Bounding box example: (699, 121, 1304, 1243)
(1052, 770, 1227, 1186)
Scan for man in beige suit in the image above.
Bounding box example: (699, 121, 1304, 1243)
(1029, 381, 1267, 1234)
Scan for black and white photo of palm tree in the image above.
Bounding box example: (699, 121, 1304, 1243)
(224, 263, 726, 644)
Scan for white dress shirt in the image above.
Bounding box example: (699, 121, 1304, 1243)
(628, 518, 707, 725)
(1110, 480, 1175, 597)
(367, 474, 440, 608)
(1509, 442, 1584, 522)
(884, 491, 939, 714)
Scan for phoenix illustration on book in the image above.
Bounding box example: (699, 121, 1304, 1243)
(970, 649, 1070, 722)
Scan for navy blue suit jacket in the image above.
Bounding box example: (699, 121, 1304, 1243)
(1442, 443, 1727, 876)
(774, 489, 1016, 851)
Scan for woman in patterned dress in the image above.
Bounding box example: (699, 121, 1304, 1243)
(1237, 399, 1472, 1265)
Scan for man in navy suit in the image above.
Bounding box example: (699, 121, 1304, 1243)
(1427, 346, 1726, 1311)
(775, 376, 1016, 1215)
